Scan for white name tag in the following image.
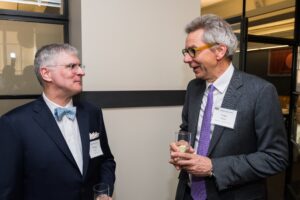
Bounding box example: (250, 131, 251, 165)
(89, 139, 103, 158)
(212, 107, 237, 129)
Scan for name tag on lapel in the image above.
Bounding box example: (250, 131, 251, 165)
(212, 107, 237, 129)
(89, 139, 103, 158)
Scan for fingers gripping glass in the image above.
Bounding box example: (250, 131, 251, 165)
(182, 44, 214, 58)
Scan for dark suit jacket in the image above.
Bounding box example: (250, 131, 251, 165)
(0, 97, 116, 200)
(176, 69, 289, 200)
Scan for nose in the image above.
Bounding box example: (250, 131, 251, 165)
(76, 66, 85, 76)
(183, 53, 193, 63)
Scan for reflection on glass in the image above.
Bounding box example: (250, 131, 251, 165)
(295, 112, 300, 142)
(246, 42, 291, 96)
(0, 99, 34, 115)
(201, 0, 295, 39)
(279, 95, 290, 114)
(292, 96, 300, 160)
(0, 20, 64, 95)
(296, 47, 300, 92)
(201, 0, 294, 18)
(230, 22, 240, 69)
(248, 6, 294, 39)
(0, 0, 63, 15)
(201, 0, 242, 19)
(245, 0, 294, 14)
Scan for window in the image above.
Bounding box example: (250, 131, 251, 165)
(0, 0, 68, 115)
(0, 0, 64, 15)
(0, 20, 64, 95)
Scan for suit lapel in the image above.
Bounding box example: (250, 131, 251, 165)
(32, 97, 78, 169)
(75, 102, 90, 178)
(191, 83, 206, 147)
(208, 69, 243, 155)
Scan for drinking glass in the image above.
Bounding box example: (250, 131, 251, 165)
(93, 183, 110, 200)
(174, 131, 191, 153)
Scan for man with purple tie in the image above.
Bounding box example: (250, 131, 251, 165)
(0, 44, 115, 200)
(169, 14, 288, 200)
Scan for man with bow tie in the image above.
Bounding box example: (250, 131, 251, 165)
(0, 44, 116, 200)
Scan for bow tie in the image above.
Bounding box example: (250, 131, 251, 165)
(54, 107, 77, 121)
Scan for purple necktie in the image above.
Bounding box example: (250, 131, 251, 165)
(191, 85, 215, 200)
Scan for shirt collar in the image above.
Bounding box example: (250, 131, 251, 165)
(205, 63, 234, 93)
(42, 93, 74, 115)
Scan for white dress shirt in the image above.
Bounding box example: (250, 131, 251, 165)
(43, 93, 83, 174)
(194, 64, 234, 151)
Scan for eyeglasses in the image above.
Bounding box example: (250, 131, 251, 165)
(182, 44, 214, 58)
(47, 63, 85, 72)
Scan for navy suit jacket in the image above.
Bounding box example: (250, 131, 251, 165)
(175, 69, 289, 200)
(0, 97, 116, 200)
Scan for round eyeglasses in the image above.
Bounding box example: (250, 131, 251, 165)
(182, 44, 214, 58)
(47, 63, 85, 72)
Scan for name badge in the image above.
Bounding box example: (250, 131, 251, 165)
(211, 107, 237, 129)
(89, 139, 103, 158)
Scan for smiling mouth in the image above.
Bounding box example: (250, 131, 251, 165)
(193, 65, 202, 72)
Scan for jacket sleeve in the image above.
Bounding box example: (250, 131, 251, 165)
(97, 109, 116, 196)
(0, 116, 23, 200)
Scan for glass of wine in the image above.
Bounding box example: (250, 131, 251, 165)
(93, 183, 110, 200)
(174, 130, 191, 153)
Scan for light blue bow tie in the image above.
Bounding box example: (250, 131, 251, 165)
(54, 107, 77, 121)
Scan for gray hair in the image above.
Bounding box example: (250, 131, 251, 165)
(185, 14, 238, 59)
(34, 43, 78, 86)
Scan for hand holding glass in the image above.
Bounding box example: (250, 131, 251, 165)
(93, 183, 110, 200)
(174, 131, 191, 153)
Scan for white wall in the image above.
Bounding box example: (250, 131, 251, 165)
(80, 0, 197, 91)
(103, 107, 182, 200)
(69, 0, 200, 199)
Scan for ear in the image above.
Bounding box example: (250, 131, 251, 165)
(39, 66, 52, 82)
(215, 44, 228, 61)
